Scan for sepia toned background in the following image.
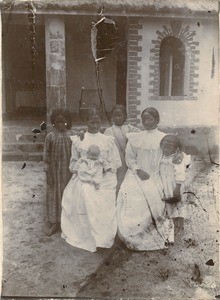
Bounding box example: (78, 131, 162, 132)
(1, 0, 219, 298)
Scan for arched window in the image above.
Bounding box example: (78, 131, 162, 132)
(160, 37, 185, 96)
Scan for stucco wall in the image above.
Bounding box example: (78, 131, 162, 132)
(65, 15, 117, 115)
(138, 17, 219, 127)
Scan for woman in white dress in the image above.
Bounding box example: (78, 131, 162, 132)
(104, 105, 140, 194)
(61, 110, 121, 252)
(117, 107, 173, 251)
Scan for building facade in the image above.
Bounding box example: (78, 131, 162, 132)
(2, 0, 219, 154)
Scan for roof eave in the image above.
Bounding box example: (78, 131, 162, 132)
(1, 2, 218, 19)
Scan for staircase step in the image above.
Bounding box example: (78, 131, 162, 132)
(3, 132, 46, 143)
(3, 142, 44, 152)
(2, 151, 43, 161)
(2, 124, 110, 161)
(2, 126, 107, 143)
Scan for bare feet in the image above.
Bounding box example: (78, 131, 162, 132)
(45, 223, 60, 236)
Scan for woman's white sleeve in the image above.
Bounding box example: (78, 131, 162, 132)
(125, 141, 138, 172)
(103, 127, 113, 137)
(107, 137, 122, 170)
(69, 137, 80, 173)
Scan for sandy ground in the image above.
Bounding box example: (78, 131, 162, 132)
(77, 159, 220, 299)
(1, 158, 220, 298)
(1, 161, 111, 297)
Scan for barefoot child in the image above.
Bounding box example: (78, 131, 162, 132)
(104, 105, 140, 194)
(43, 109, 74, 236)
(159, 134, 191, 236)
(72, 144, 112, 189)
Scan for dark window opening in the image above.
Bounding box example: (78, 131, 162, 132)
(160, 37, 185, 96)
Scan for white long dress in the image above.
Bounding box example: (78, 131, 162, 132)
(117, 129, 174, 250)
(104, 124, 140, 194)
(61, 132, 121, 252)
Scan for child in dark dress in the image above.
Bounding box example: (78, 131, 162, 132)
(43, 109, 74, 236)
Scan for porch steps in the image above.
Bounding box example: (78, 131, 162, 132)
(2, 142, 45, 152)
(2, 120, 46, 161)
(2, 137, 46, 161)
(2, 123, 96, 161)
(3, 133, 46, 143)
(3, 151, 44, 162)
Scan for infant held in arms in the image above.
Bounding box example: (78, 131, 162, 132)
(73, 144, 112, 189)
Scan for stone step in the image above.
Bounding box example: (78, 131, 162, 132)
(2, 128, 107, 144)
(2, 120, 46, 131)
(2, 125, 45, 133)
(3, 142, 44, 152)
(2, 151, 43, 161)
(3, 132, 46, 143)
(2, 128, 89, 142)
(2, 124, 89, 132)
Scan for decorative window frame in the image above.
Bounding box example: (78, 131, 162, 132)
(148, 21, 199, 101)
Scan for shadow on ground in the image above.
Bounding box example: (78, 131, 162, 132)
(1, 158, 219, 298)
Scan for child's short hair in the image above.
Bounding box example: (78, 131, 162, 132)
(111, 104, 127, 119)
(50, 109, 72, 129)
(160, 134, 181, 150)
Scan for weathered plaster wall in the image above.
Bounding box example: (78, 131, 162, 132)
(138, 17, 219, 127)
(126, 16, 219, 155)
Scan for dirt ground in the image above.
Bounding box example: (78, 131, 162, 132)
(1, 158, 220, 299)
(1, 161, 111, 297)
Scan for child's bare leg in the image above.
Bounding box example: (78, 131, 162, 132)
(45, 223, 60, 236)
(174, 217, 184, 235)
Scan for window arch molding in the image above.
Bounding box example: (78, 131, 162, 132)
(149, 21, 199, 100)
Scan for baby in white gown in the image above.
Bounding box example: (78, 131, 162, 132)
(73, 144, 112, 189)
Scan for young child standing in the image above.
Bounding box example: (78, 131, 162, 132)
(44, 109, 74, 236)
(72, 144, 112, 190)
(104, 104, 140, 193)
(159, 134, 191, 235)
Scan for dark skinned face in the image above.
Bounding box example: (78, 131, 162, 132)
(112, 109, 126, 126)
(87, 116, 101, 134)
(161, 140, 178, 157)
(141, 112, 158, 130)
(54, 114, 67, 132)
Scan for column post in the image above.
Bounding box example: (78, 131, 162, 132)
(45, 16, 66, 124)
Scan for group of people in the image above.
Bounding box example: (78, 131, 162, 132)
(43, 105, 191, 252)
